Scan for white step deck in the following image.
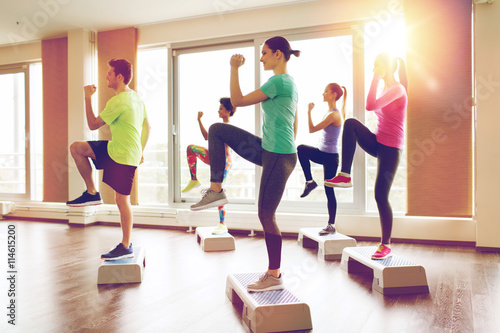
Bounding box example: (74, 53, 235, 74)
(226, 273, 313, 333)
(196, 226, 235, 252)
(298, 227, 357, 260)
(340, 246, 429, 295)
(97, 246, 145, 284)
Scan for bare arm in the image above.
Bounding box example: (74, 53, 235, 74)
(84, 85, 106, 130)
(307, 103, 340, 133)
(230, 54, 268, 107)
(140, 117, 151, 164)
(197, 112, 208, 141)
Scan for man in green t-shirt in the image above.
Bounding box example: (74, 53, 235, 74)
(67, 58, 151, 260)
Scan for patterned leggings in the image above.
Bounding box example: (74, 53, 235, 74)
(186, 144, 232, 223)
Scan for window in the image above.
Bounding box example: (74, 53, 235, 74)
(0, 63, 42, 200)
(137, 47, 169, 204)
(271, 33, 356, 212)
(175, 43, 256, 204)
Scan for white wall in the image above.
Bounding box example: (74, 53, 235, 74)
(0, 41, 41, 65)
(475, 1, 500, 248)
(139, 0, 403, 46)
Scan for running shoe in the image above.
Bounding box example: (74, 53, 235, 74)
(319, 224, 336, 235)
(247, 272, 284, 292)
(212, 223, 228, 235)
(190, 189, 229, 211)
(300, 180, 318, 198)
(182, 179, 201, 193)
(371, 243, 392, 260)
(324, 173, 352, 188)
(66, 191, 103, 207)
(101, 243, 134, 261)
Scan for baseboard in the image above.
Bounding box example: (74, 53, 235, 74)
(475, 246, 500, 253)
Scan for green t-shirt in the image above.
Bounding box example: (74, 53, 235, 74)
(99, 90, 147, 166)
(259, 74, 298, 154)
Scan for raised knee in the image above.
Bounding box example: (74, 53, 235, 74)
(69, 141, 83, 155)
(208, 122, 225, 137)
(344, 118, 356, 127)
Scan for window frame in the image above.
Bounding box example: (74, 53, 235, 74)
(171, 40, 257, 206)
(0, 63, 33, 201)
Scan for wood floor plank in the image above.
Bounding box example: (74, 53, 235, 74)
(1, 220, 499, 332)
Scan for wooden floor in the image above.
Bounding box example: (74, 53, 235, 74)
(1, 220, 499, 333)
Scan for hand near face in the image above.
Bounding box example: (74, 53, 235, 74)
(230, 54, 245, 68)
(373, 65, 385, 78)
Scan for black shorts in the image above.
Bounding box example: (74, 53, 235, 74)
(88, 141, 137, 196)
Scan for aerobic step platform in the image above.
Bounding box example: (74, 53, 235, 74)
(340, 246, 429, 295)
(97, 247, 145, 284)
(196, 226, 235, 252)
(226, 273, 312, 333)
(298, 227, 357, 260)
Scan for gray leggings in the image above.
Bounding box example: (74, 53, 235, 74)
(209, 123, 297, 269)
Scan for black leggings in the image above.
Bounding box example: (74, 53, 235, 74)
(340, 118, 401, 244)
(297, 145, 338, 224)
(209, 123, 297, 270)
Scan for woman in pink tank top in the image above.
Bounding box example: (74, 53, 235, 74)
(325, 52, 408, 260)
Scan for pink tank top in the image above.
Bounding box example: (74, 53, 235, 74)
(366, 74, 407, 149)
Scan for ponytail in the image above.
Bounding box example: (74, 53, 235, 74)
(340, 86, 347, 120)
(264, 36, 300, 62)
(290, 50, 301, 58)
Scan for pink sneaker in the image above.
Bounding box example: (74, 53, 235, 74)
(371, 244, 392, 260)
(324, 174, 352, 188)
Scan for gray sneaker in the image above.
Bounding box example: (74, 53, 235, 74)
(319, 224, 336, 235)
(190, 189, 229, 211)
(247, 272, 284, 292)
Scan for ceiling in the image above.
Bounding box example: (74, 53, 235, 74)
(0, 0, 312, 47)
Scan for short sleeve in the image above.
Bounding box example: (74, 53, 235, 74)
(99, 97, 122, 124)
(260, 76, 279, 99)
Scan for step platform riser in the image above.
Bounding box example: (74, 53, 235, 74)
(97, 247, 145, 284)
(298, 228, 357, 261)
(196, 227, 235, 252)
(341, 246, 429, 295)
(226, 273, 312, 333)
